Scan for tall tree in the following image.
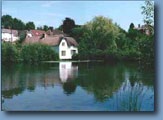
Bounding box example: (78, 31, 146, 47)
(43, 25, 49, 31)
(79, 16, 120, 58)
(128, 23, 138, 40)
(141, 0, 154, 25)
(25, 22, 35, 30)
(37, 26, 43, 30)
(12, 18, 25, 30)
(48, 26, 54, 31)
(1, 15, 13, 28)
(129, 23, 135, 30)
(62, 17, 75, 34)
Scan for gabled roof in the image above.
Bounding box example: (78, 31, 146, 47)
(2, 29, 18, 36)
(63, 37, 78, 47)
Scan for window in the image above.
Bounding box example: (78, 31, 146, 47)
(71, 50, 76, 55)
(61, 51, 66, 56)
(62, 42, 65, 46)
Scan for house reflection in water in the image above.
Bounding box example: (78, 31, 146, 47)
(59, 62, 78, 83)
(59, 62, 78, 95)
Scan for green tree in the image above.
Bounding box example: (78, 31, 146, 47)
(48, 26, 54, 31)
(139, 0, 154, 68)
(2, 42, 19, 63)
(71, 26, 83, 43)
(82, 16, 119, 50)
(128, 23, 138, 40)
(25, 22, 35, 30)
(62, 17, 75, 34)
(37, 26, 43, 30)
(141, 0, 154, 25)
(129, 23, 135, 30)
(12, 18, 25, 30)
(18, 31, 26, 43)
(43, 25, 49, 31)
(78, 16, 122, 60)
(1, 15, 13, 28)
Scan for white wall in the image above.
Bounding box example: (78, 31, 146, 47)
(2, 33, 19, 42)
(59, 39, 78, 60)
(27, 33, 32, 37)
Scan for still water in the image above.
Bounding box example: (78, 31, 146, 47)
(2, 62, 154, 111)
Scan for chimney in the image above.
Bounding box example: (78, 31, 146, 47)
(40, 33, 46, 40)
(43, 33, 46, 38)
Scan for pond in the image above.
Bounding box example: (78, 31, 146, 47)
(1, 62, 154, 111)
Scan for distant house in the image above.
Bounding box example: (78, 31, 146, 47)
(24, 32, 78, 60)
(2, 29, 19, 42)
(46, 29, 68, 36)
(134, 24, 153, 35)
(26, 30, 46, 37)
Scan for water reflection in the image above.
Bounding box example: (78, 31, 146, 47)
(59, 62, 78, 95)
(2, 62, 79, 98)
(2, 62, 154, 111)
(59, 62, 78, 83)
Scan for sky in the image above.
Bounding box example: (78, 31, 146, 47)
(2, 1, 145, 31)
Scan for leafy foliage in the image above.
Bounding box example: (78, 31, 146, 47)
(2, 43, 58, 63)
(2, 15, 35, 30)
(59, 17, 75, 35)
(17, 31, 27, 44)
(77, 16, 124, 60)
(1, 15, 13, 29)
(141, 0, 154, 25)
(2, 42, 19, 63)
(21, 43, 58, 63)
(25, 22, 35, 30)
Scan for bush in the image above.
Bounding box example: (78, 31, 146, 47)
(21, 43, 58, 63)
(72, 53, 79, 60)
(2, 42, 19, 63)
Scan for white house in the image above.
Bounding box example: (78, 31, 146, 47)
(2, 29, 19, 42)
(24, 33, 78, 60)
(59, 37, 78, 60)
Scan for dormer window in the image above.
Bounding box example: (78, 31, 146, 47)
(62, 42, 65, 46)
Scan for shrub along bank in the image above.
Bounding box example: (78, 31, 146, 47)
(2, 42, 59, 63)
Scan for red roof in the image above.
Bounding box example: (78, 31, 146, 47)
(30, 30, 46, 36)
